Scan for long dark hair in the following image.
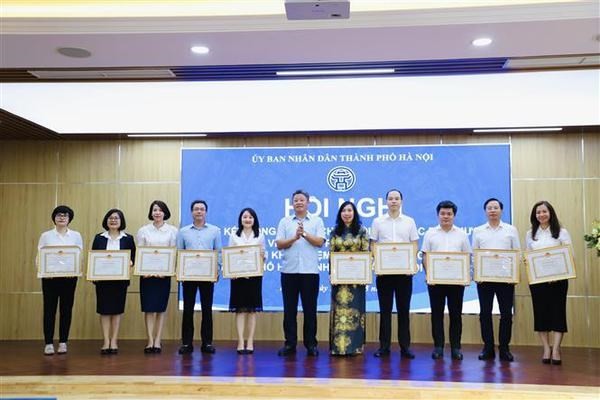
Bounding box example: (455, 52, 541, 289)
(236, 207, 260, 238)
(530, 200, 561, 240)
(334, 201, 361, 236)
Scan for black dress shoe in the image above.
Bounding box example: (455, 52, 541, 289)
(153, 346, 162, 354)
(499, 350, 514, 362)
(277, 345, 296, 356)
(478, 349, 496, 360)
(178, 345, 194, 355)
(306, 347, 319, 356)
(245, 349, 254, 355)
(551, 358, 562, 365)
(451, 348, 463, 360)
(237, 349, 245, 355)
(542, 358, 551, 364)
(400, 348, 415, 359)
(431, 347, 444, 360)
(374, 348, 390, 358)
(109, 348, 118, 355)
(100, 348, 110, 355)
(144, 346, 154, 354)
(201, 344, 216, 354)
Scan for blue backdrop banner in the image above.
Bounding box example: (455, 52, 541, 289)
(180, 144, 511, 312)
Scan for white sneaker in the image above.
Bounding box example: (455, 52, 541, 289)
(57, 342, 67, 354)
(44, 344, 55, 355)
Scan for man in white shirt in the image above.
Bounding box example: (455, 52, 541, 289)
(370, 189, 419, 359)
(275, 190, 326, 357)
(421, 200, 472, 361)
(472, 198, 520, 362)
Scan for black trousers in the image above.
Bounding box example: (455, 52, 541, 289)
(375, 274, 412, 350)
(477, 282, 514, 351)
(281, 273, 319, 349)
(427, 284, 465, 349)
(530, 280, 568, 332)
(181, 281, 214, 346)
(42, 277, 77, 344)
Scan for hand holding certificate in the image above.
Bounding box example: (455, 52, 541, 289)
(38, 246, 82, 278)
(133, 246, 177, 277)
(222, 245, 263, 279)
(425, 252, 470, 285)
(473, 249, 520, 283)
(87, 250, 131, 281)
(177, 250, 218, 282)
(330, 252, 372, 285)
(524, 245, 576, 284)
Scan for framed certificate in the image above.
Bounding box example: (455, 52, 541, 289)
(86, 250, 131, 281)
(473, 249, 520, 283)
(425, 252, 470, 285)
(176, 250, 218, 282)
(330, 252, 372, 285)
(372, 242, 418, 275)
(133, 246, 177, 276)
(37, 246, 82, 278)
(524, 245, 576, 284)
(222, 245, 263, 279)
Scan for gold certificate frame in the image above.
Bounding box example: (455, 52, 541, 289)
(425, 252, 470, 285)
(176, 250, 218, 282)
(473, 249, 520, 284)
(38, 246, 82, 278)
(330, 252, 372, 285)
(222, 245, 263, 279)
(372, 242, 418, 275)
(86, 250, 131, 281)
(133, 246, 177, 276)
(524, 245, 576, 285)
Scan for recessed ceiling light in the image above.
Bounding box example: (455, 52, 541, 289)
(128, 133, 207, 138)
(473, 127, 562, 133)
(471, 37, 492, 47)
(276, 68, 395, 77)
(190, 46, 210, 55)
(57, 47, 92, 58)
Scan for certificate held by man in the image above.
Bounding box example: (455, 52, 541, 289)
(133, 246, 177, 276)
(473, 249, 520, 283)
(176, 249, 218, 282)
(330, 252, 372, 285)
(372, 242, 418, 275)
(38, 246, 82, 278)
(222, 244, 263, 279)
(425, 252, 470, 285)
(87, 250, 131, 281)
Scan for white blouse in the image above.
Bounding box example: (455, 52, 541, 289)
(525, 227, 571, 250)
(136, 222, 178, 247)
(38, 228, 83, 250)
(101, 231, 127, 250)
(228, 230, 266, 253)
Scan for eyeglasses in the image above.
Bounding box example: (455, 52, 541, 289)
(55, 213, 69, 218)
(108, 217, 121, 221)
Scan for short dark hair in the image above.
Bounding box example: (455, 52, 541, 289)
(483, 198, 503, 210)
(102, 208, 126, 231)
(190, 200, 208, 212)
(385, 189, 403, 200)
(51, 205, 74, 224)
(292, 189, 309, 202)
(148, 200, 171, 221)
(436, 200, 457, 215)
(236, 207, 260, 238)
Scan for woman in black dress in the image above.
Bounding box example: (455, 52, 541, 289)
(92, 208, 136, 355)
(228, 208, 265, 354)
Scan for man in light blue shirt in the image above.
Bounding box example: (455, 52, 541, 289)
(176, 199, 222, 355)
(275, 190, 325, 356)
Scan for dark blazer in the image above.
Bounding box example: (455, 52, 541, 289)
(91, 232, 136, 263)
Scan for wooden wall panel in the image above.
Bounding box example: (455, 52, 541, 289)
(58, 141, 119, 183)
(583, 132, 599, 178)
(0, 141, 58, 183)
(512, 134, 582, 179)
(0, 184, 56, 293)
(1, 135, 597, 348)
(119, 140, 181, 182)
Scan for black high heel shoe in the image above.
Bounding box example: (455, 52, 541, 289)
(551, 358, 562, 365)
(542, 358, 551, 364)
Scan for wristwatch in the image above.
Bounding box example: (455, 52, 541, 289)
(302, 232, 307, 238)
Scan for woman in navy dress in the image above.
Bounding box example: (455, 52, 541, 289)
(92, 208, 136, 355)
(228, 208, 265, 354)
(136, 200, 177, 354)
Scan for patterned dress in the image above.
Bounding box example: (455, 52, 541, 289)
(329, 226, 370, 355)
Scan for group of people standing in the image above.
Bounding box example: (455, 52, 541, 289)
(37, 191, 572, 366)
